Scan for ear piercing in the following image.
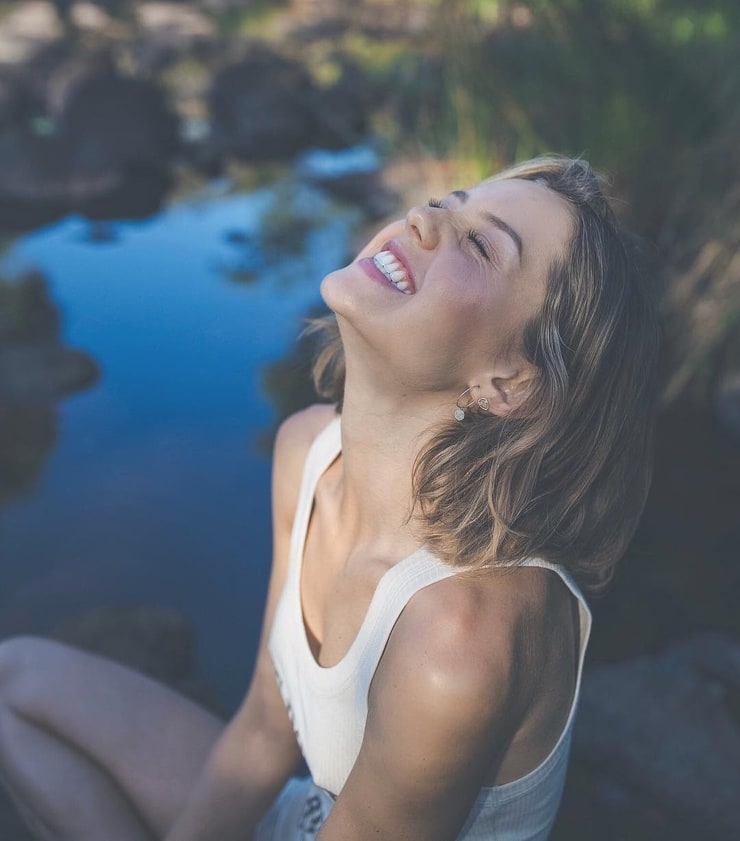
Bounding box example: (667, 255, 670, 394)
(455, 387, 489, 421)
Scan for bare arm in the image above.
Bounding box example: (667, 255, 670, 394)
(315, 581, 534, 841)
(165, 405, 338, 841)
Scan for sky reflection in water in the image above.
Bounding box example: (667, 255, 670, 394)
(0, 181, 356, 709)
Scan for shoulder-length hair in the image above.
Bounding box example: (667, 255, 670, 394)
(307, 155, 662, 599)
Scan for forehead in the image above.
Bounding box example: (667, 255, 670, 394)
(466, 177, 574, 268)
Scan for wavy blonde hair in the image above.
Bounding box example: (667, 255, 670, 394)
(308, 155, 662, 598)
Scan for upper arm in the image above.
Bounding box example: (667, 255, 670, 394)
(317, 584, 534, 841)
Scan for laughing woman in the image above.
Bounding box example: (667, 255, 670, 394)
(0, 156, 660, 841)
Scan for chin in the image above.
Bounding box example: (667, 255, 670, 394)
(320, 264, 361, 320)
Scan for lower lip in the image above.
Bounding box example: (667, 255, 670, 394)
(357, 257, 404, 293)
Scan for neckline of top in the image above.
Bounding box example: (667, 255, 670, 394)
(293, 416, 459, 678)
(291, 414, 586, 684)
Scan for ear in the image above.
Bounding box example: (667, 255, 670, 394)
(477, 365, 538, 417)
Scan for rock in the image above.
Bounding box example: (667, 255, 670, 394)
(0, 62, 178, 226)
(209, 46, 318, 161)
(715, 370, 740, 439)
(60, 70, 179, 175)
(208, 47, 378, 163)
(310, 57, 375, 150)
(50, 605, 222, 713)
(572, 632, 740, 840)
(51, 606, 194, 685)
(0, 72, 32, 130)
(135, 2, 215, 40)
(69, 2, 115, 33)
(133, 2, 219, 74)
(0, 1, 63, 67)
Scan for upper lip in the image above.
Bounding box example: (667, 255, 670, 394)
(381, 239, 416, 292)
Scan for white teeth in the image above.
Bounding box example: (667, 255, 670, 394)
(373, 250, 413, 294)
(376, 251, 402, 272)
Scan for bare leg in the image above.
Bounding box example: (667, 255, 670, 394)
(0, 710, 155, 840)
(0, 637, 225, 839)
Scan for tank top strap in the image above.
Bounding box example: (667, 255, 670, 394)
(517, 557, 593, 680)
(310, 546, 468, 690)
(286, 413, 341, 578)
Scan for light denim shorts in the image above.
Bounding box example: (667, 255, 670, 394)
(255, 776, 336, 841)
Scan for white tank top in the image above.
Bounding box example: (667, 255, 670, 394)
(266, 415, 593, 840)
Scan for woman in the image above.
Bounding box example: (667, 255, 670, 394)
(0, 155, 660, 840)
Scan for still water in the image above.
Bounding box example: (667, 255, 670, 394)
(0, 177, 359, 711)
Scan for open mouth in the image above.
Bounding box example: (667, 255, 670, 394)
(372, 249, 415, 294)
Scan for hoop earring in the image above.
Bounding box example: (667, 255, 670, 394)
(455, 386, 490, 420)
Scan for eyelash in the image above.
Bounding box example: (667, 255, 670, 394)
(467, 230, 489, 260)
(427, 197, 491, 261)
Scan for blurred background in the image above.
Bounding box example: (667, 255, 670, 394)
(0, 1, 738, 838)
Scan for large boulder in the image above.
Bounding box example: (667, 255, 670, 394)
(60, 70, 179, 176)
(208, 48, 375, 163)
(0, 59, 178, 227)
(209, 47, 318, 161)
(49, 605, 217, 706)
(571, 632, 740, 839)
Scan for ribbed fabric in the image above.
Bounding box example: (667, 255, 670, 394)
(261, 415, 593, 840)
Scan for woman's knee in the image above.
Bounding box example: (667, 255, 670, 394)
(0, 636, 74, 711)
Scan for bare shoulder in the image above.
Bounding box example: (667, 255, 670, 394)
(351, 566, 550, 822)
(324, 566, 573, 838)
(377, 566, 553, 722)
(272, 403, 338, 528)
(273, 403, 337, 458)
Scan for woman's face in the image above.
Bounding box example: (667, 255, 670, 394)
(320, 176, 573, 396)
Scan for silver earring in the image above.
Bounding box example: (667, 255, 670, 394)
(454, 387, 474, 420)
(456, 387, 485, 421)
(455, 387, 490, 420)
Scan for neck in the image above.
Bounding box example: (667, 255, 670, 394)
(332, 370, 451, 560)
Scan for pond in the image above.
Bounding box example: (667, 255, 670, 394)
(0, 173, 361, 712)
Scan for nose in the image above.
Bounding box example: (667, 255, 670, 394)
(405, 204, 443, 250)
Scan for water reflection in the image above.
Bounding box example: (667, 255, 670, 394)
(220, 181, 344, 287)
(0, 403, 57, 504)
(0, 268, 99, 502)
(0, 177, 360, 710)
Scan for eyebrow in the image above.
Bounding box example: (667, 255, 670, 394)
(450, 190, 524, 263)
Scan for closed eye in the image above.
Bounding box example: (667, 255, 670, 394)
(429, 198, 496, 265)
(467, 230, 491, 261)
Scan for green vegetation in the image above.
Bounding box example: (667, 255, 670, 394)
(380, 1, 735, 184)
(213, 0, 289, 38)
(300, 0, 739, 407)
